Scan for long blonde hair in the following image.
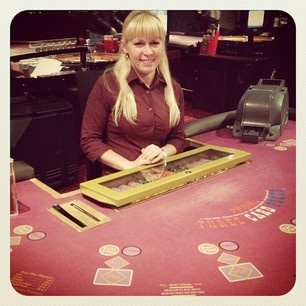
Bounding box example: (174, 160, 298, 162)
(109, 10, 180, 127)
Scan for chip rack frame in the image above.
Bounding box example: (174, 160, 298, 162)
(80, 139, 251, 207)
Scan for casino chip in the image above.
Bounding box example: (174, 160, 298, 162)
(27, 231, 47, 241)
(13, 225, 33, 235)
(99, 245, 120, 256)
(265, 143, 276, 147)
(198, 243, 219, 255)
(279, 224, 296, 234)
(122, 246, 142, 257)
(219, 241, 239, 251)
(274, 146, 287, 151)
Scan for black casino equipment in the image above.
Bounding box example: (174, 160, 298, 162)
(10, 96, 79, 187)
(184, 78, 290, 144)
(184, 110, 237, 137)
(232, 79, 289, 143)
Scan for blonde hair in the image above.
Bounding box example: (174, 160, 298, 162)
(109, 10, 180, 127)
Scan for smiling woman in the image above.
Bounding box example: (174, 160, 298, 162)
(123, 36, 164, 87)
(80, 10, 186, 177)
(112, 10, 180, 126)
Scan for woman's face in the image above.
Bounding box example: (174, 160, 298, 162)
(123, 37, 164, 79)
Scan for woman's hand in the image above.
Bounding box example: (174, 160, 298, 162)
(100, 145, 167, 171)
(140, 144, 167, 164)
(101, 144, 174, 171)
(128, 145, 167, 168)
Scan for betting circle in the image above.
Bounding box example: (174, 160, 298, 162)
(99, 245, 120, 256)
(219, 241, 239, 251)
(122, 246, 142, 257)
(198, 243, 219, 255)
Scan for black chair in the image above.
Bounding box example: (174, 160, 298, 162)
(75, 69, 104, 180)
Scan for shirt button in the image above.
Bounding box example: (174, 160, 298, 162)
(146, 90, 150, 94)
(149, 107, 152, 111)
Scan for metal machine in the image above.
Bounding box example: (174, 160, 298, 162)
(233, 79, 289, 143)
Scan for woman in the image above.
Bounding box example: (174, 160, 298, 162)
(81, 10, 185, 176)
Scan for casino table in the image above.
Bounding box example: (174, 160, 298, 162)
(10, 120, 296, 296)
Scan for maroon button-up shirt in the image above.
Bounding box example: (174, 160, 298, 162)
(81, 68, 185, 171)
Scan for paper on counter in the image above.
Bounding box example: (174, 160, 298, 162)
(31, 58, 62, 77)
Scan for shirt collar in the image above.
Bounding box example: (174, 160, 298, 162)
(127, 67, 166, 87)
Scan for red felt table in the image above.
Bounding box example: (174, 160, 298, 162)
(10, 121, 296, 296)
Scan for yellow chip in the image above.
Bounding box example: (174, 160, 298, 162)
(274, 146, 287, 151)
(99, 244, 120, 256)
(279, 224, 296, 234)
(13, 225, 33, 235)
(198, 243, 219, 255)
